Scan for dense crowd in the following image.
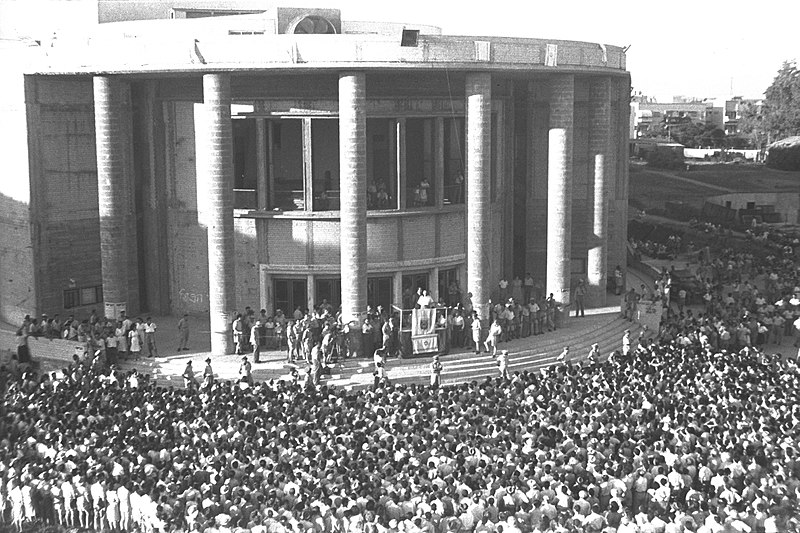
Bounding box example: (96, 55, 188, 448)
(2, 225, 800, 533)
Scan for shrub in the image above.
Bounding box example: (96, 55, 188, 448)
(646, 148, 684, 170)
(765, 136, 800, 170)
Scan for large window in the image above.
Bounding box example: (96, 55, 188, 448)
(367, 277, 393, 310)
(438, 268, 462, 307)
(272, 120, 304, 210)
(274, 279, 307, 316)
(63, 285, 103, 309)
(315, 278, 341, 311)
(229, 112, 470, 212)
(233, 118, 258, 209)
(401, 273, 429, 309)
(367, 118, 395, 210)
(405, 118, 435, 207)
(311, 119, 340, 210)
(443, 117, 465, 205)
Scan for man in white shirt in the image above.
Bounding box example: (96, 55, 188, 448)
(143, 317, 158, 358)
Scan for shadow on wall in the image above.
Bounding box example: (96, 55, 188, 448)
(168, 211, 260, 316)
(0, 192, 36, 325)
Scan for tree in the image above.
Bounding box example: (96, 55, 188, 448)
(748, 60, 800, 142)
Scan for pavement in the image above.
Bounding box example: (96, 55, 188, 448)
(3, 254, 795, 389)
(105, 303, 635, 390)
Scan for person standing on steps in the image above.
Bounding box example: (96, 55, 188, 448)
(232, 313, 244, 355)
(471, 311, 483, 354)
(557, 346, 570, 364)
(588, 343, 600, 364)
(484, 319, 503, 356)
(250, 320, 262, 363)
(622, 329, 632, 357)
(573, 280, 587, 318)
(182, 360, 198, 389)
(144, 317, 158, 358)
(496, 349, 510, 380)
(430, 354, 443, 389)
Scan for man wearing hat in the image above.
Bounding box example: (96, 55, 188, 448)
(588, 343, 600, 364)
(182, 360, 197, 389)
(574, 279, 587, 317)
(430, 355, 443, 389)
(203, 358, 214, 391)
(239, 356, 253, 386)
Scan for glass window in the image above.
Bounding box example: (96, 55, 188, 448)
(405, 118, 435, 207)
(274, 279, 307, 316)
(401, 273, 429, 309)
(312, 119, 340, 211)
(232, 118, 258, 209)
(367, 277, 393, 310)
(438, 268, 462, 307)
(443, 117, 465, 205)
(272, 119, 305, 210)
(64, 285, 102, 309)
(367, 118, 395, 210)
(315, 278, 341, 311)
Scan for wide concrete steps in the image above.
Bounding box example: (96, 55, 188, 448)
(324, 315, 639, 389)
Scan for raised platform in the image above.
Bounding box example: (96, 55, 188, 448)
(1, 306, 639, 390)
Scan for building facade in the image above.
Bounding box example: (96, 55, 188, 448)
(0, 2, 630, 354)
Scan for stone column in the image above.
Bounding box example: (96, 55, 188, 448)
(259, 267, 273, 315)
(435, 116, 445, 208)
(339, 72, 367, 324)
(465, 72, 492, 321)
(393, 271, 403, 310)
(200, 73, 236, 355)
(93, 76, 138, 320)
(587, 77, 611, 306)
(256, 118, 268, 209)
(306, 274, 316, 312)
(546, 74, 574, 306)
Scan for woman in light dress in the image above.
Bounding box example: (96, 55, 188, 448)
(128, 326, 142, 358)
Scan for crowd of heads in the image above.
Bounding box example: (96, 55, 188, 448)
(1, 224, 799, 533)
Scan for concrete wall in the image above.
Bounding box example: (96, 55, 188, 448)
(257, 209, 466, 274)
(0, 45, 37, 325)
(26, 76, 104, 320)
(706, 192, 800, 225)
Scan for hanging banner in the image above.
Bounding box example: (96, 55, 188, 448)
(412, 308, 436, 336)
(411, 308, 438, 354)
(412, 334, 438, 354)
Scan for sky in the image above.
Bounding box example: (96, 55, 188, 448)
(336, 0, 800, 102)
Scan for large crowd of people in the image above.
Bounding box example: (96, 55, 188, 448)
(2, 222, 800, 533)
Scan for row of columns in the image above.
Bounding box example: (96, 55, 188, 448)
(93, 71, 620, 355)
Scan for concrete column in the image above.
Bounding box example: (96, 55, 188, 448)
(587, 77, 611, 306)
(431, 266, 440, 303)
(465, 72, 492, 321)
(396, 118, 407, 209)
(546, 74, 574, 306)
(259, 267, 273, 315)
(393, 271, 403, 310)
(256, 118, 268, 209)
(435, 116, 445, 208)
(200, 73, 236, 355)
(306, 274, 315, 312)
(93, 76, 139, 320)
(339, 72, 368, 324)
(267, 121, 276, 209)
(302, 118, 314, 211)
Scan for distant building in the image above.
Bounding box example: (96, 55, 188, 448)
(630, 95, 762, 139)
